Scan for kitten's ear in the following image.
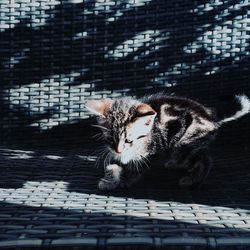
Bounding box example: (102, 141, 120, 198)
(135, 104, 157, 127)
(136, 103, 156, 116)
(85, 99, 113, 117)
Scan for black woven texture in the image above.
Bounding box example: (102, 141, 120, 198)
(0, 0, 250, 146)
(0, 0, 250, 249)
(0, 145, 250, 249)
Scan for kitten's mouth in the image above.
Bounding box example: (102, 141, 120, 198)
(112, 148, 122, 155)
(112, 151, 129, 164)
(111, 149, 122, 158)
(111, 148, 135, 164)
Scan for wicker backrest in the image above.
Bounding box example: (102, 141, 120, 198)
(0, 0, 249, 146)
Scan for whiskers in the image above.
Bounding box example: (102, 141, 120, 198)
(92, 132, 106, 141)
(93, 146, 111, 169)
(92, 124, 112, 142)
(140, 155, 150, 170)
(103, 150, 112, 169)
(91, 124, 114, 169)
(128, 156, 150, 174)
(91, 124, 110, 131)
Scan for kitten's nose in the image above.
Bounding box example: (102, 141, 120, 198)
(115, 142, 123, 154)
(115, 147, 122, 154)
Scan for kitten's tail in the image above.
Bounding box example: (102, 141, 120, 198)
(218, 94, 250, 125)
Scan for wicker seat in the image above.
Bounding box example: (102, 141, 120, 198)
(0, 144, 250, 249)
(0, 0, 250, 249)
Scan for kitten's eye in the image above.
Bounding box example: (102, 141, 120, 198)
(125, 139, 133, 144)
(137, 135, 147, 140)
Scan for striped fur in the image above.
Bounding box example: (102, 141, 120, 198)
(86, 93, 250, 190)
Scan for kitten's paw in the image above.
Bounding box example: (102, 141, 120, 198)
(98, 178, 119, 191)
(98, 164, 123, 190)
(178, 176, 193, 188)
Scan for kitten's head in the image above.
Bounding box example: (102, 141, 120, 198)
(86, 98, 156, 164)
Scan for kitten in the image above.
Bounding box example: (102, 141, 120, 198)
(86, 93, 250, 190)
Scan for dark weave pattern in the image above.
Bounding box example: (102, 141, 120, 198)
(0, 0, 250, 145)
(0, 145, 250, 249)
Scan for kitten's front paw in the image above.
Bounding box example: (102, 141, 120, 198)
(98, 178, 119, 191)
(98, 164, 123, 191)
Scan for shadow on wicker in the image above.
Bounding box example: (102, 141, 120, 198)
(0, 141, 250, 249)
(0, 0, 250, 249)
(1, 0, 250, 145)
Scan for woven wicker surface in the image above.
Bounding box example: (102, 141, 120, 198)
(1, 0, 250, 144)
(1, 0, 250, 249)
(0, 144, 250, 249)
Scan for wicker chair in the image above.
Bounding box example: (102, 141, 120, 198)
(0, 0, 250, 249)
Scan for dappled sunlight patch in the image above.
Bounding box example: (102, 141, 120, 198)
(0, 180, 249, 230)
(0, 0, 60, 30)
(42, 155, 64, 160)
(76, 155, 97, 162)
(0, 149, 35, 160)
(2, 48, 30, 70)
(4, 71, 90, 130)
(183, 0, 250, 69)
(0, 148, 100, 164)
(73, 31, 89, 40)
(105, 30, 168, 60)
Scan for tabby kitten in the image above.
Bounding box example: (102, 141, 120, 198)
(86, 93, 250, 190)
